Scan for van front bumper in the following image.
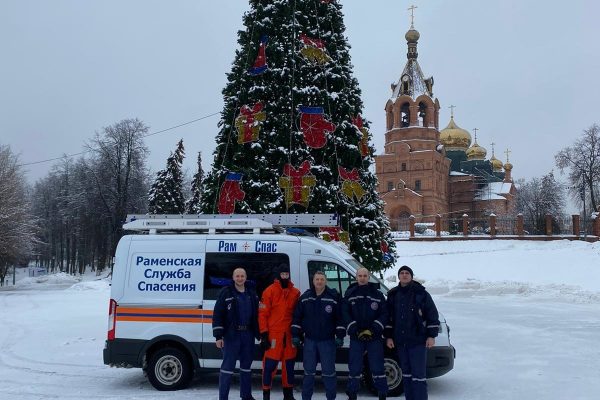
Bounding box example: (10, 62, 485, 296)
(103, 339, 145, 368)
(426, 345, 455, 378)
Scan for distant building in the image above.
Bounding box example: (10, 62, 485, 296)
(375, 23, 516, 229)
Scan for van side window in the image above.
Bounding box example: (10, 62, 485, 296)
(307, 261, 353, 295)
(204, 253, 290, 300)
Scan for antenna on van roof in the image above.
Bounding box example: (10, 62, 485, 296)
(123, 214, 338, 234)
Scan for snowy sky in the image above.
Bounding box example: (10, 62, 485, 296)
(1, 0, 599, 185)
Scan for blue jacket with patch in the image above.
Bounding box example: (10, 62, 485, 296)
(212, 284, 260, 340)
(384, 281, 439, 346)
(342, 282, 389, 339)
(292, 286, 345, 341)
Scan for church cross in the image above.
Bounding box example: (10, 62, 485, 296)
(408, 5, 418, 27)
(473, 128, 479, 143)
(505, 148, 512, 162)
(490, 142, 496, 156)
(448, 105, 456, 118)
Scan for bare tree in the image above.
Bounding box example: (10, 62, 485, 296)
(555, 124, 600, 213)
(0, 145, 37, 285)
(515, 172, 565, 234)
(85, 118, 150, 264)
(31, 119, 150, 275)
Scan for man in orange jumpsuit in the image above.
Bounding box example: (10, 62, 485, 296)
(259, 263, 300, 400)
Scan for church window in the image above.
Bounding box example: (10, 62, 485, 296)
(401, 163, 407, 171)
(415, 180, 422, 192)
(387, 181, 394, 192)
(418, 102, 427, 127)
(400, 103, 410, 127)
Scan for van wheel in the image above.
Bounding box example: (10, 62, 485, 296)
(147, 347, 192, 391)
(364, 356, 404, 397)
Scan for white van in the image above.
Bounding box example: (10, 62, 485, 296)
(103, 214, 454, 396)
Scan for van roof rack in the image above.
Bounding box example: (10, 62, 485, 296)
(124, 214, 338, 234)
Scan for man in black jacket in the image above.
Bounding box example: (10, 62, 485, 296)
(292, 271, 345, 400)
(343, 267, 389, 400)
(213, 267, 260, 400)
(385, 266, 439, 400)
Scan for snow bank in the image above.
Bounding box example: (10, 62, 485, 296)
(387, 239, 600, 303)
(67, 280, 111, 292)
(15, 272, 81, 287)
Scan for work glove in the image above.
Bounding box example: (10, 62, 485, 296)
(335, 337, 344, 348)
(357, 329, 373, 341)
(260, 332, 270, 351)
(291, 337, 302, 348)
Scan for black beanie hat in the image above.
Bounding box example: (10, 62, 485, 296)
(398, 265, 414, 278)
(277, 263, 290, 274)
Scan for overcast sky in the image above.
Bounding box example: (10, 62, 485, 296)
(2, 0, 599, 187)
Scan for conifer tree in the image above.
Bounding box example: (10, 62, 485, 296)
(148, 139, 186, 214)
(185, 151, 204, 214)
(201, 0, 395, 271)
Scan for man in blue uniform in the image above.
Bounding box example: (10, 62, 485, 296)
(213, 267, 260, 400)
(291, 271, 345, 400)
(385, 265, 439, 400)
(343, 267, 389, 400)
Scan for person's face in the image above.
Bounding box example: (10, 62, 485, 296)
(356, 269, 369, 285)
(399, 270, 412, 285)
(233, 268, 247, 286)
(313, 274, 326, 290)
(279, 271, 290, 280)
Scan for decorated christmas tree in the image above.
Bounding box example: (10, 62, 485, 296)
(148, 139, 186, 214)
(201, 0, 395, 271)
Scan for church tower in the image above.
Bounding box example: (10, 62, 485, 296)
(375, 12, 451, 227)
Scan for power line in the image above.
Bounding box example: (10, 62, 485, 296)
(18, 111, 220, 167)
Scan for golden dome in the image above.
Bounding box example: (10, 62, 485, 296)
(440, 117, 472, 151)
(466, 141, 487, 160)
(490, 155, 503, 171)
(405, 28, 420, 42)
(504, 162, 513, 171)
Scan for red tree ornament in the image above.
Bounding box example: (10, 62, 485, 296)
(299, 34, 332, 65)
(319, 226, 350, 245)
(218, 172, 246, 214)
(352, 115, 370, 157)
(278, 161, 316, 208)
(338, 166, 367, 203)
(235, 102, 266, 144)
(299, 106, 336, 149)
(249, 35, 268, 75)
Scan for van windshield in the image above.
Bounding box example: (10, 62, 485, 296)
(344, 258, 389, 295)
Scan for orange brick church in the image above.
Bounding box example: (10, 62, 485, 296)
(375, 21, 517, 228)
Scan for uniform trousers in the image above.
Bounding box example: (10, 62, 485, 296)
(219, 331, 255, 400)
(397, 343, 427, 400)
(347, 338, 388, 396)
(301, 338, 336, 400)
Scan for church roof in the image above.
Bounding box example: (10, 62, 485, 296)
(391, 59, 433, 100)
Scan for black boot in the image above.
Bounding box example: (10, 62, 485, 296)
(263, 389, 270, 400)
(346, 391, 357, 400)
(283, 387, 296, 400)
(378, 394, 386, 400)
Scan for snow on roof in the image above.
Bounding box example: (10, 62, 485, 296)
(488, 181, 513, 194)
(476, 193, 507, 201)
(450, 171, 469, 176)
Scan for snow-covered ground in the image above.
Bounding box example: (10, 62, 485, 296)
(1, 239, 599, 399)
